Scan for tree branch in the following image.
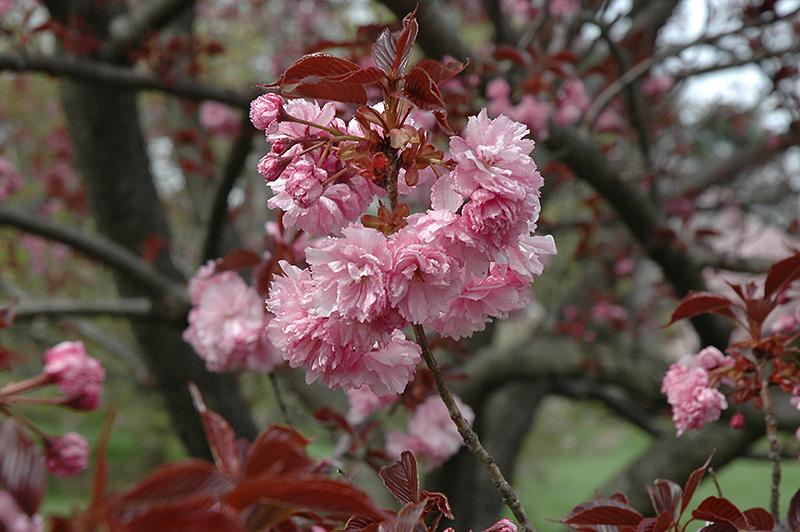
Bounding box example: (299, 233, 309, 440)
(0, 206, 189, 316)
(545, 125, 731, 348)
(0, 53, 251, 107)
(413, 324, 535, 532)
(201, 112, 257, 262)
(13, 298, 159, 321)
(104, 0, 197, 61)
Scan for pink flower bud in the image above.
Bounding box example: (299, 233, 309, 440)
(43, 341, 105, 410)
(730, 412, 745, 430)
(249, 93, 284, 131)
(45, 433, 89, 477)
(257, 153, 291, 182)
(483, 518, 518, 532)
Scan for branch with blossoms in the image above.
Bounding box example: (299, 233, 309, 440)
(177, 10, 557, 531)
(661, 252, 800, 522)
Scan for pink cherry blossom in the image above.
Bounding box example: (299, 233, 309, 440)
(642, 75, 674, 99)
(504, 229, 557, 278)
(45, 433, 89, 477)
(387, 231, 462, 324)
(183, 271, 282, 373)
(268, 99, 336, 140)
(661, 363, 727, 436)
(510, 96, 552, 140)
(306, 226, 391, 322)
(449, 110, 538, 200)
(266, 262, 420, 394)
(431, 264, 531, 339)
(268, 159, 378, 236)
(199, 101, 239, 136)
(43, 341, 105, 410)
(257, 152, 291, 182)
(386, 394, 475, 468)
(461, 189, 535, 255)
(483, 519, 518, 532)
(249, 93, 284, 131)
(346, 386, 398, 424)
(0, 491, 43, 532)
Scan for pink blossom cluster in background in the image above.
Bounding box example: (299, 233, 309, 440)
(257, 100, 554, 394)
(198, 101, 240, 136)
(661, 346, 733, 436)
(183, 263, 282, 373)
(0, 156, 22, 201)
(346, 386, 398, 424)
(386, 394, 475, 469)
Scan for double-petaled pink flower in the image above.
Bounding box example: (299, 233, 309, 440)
(43, 342, 105, 410)
(661, 351, 729, 436)
(45, 432, 89, 477)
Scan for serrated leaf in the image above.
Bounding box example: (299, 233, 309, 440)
(646, 480, 681, 517)
(0, 419, 45, 516)
(665, 293, 734, 327)
(681, 453, 714, 515)
(421, 490, 454, 520)
(413, 59, 466, 84)
(125, 496, 244, 532)
(373, 9, 418, 77)
(292, 80, 368, 105)
(764, 253, 800, 299)
(281, 54, 361, 85)
(742, 507, 773, 530)
(563, 499, 644, 527)
(224, 475, 384, 520)
(403, 66, 445, 111)
(379, 451, 419, 504)
(692, 496, 748, 529)
(392, 501, 426, 532)
(244, 425, 313, 477)
(189, 384, 240, 478)
(120, 460, 231, 506)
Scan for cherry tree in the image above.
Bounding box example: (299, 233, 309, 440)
(0, 0, 799, 530)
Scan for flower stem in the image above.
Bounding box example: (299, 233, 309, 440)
(756, 361, 781, 520)
(412, 324, 536, 532)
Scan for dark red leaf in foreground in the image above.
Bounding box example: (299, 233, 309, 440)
(563, 499, 644, 527)
(120, 460, 231, 505)
(742, 507, 774, 530)
(125, 496, 244, 532)
(392, 501, 427, 532)
(692, 496, 748, 530)
(379, 450, 420, 504)
(665, 293, 735, 326)
(189, 384, 240, 478)
(413, 59, 467, 84)
(646, 479, 681, 517)
(224, 476, 385, 520)
(764, 252, 800, 299)
(0, 419, 45, 516)
(681, 453, 714, 514)
(244, 425, 313, 477)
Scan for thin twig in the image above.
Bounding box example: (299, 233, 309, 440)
(412, 324, 535, 532)
(269, 373, 292, 426)
(756, 361, 782, 520)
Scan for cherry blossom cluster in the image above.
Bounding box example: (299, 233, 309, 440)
(0, 341, 103, 477)
(183, 262, 283, 373)
(249, 95, 555, 395)
(661, 346, 732, 436)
